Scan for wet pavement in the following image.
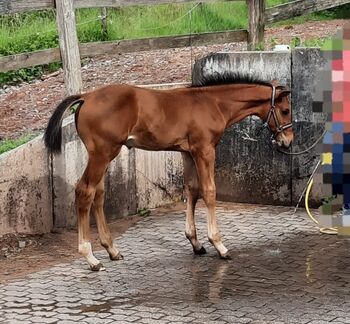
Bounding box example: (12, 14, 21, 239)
(1, 202, 350, 324)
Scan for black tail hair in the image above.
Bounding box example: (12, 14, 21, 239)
(44, 95, 83, 154)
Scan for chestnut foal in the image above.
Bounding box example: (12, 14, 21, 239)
(45, 73, 293, 271)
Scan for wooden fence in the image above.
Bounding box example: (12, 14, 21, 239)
(1, 0, 350, 94)
(265, 0, 350, 23)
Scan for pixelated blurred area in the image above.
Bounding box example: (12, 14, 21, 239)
(312, 23, 350, 233)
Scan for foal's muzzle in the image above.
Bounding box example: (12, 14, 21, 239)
(276, 132, 293, 149)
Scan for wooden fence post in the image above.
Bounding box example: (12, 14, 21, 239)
(55, 0, 83, 95)
(247, 0, 265, 50)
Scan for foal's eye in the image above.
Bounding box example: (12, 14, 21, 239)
(282, 109, 290, 116)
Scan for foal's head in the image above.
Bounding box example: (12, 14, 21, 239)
(192, 71, 294, 148)
(263, 84, 293, 149)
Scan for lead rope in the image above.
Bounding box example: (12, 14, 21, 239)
(305, 176, 338, 235)
(262, 87, 335, 232)
(276, 129, 327, 156)
(293, 159, 320, 214)
(293, 158, 337, 235)
(287, 129, 337, 234)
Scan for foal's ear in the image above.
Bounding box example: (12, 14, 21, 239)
(276, 85, 291, 98)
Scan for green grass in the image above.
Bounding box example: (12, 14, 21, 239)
(303, 37, 331, 48)
(0, 10, 60, 85)
(271, 3, 350, 26)
(0, 134, 37, 155)
(77, 3, 249, 41)
(0, 0, 293, 57)
(0, 1, 350, 86)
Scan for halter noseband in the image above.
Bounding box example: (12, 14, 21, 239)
(263, 85, 293, 144)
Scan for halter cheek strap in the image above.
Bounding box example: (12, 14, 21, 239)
(263, 85, 293, 144)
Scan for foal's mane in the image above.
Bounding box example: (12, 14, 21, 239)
(191, 71, 272, 88)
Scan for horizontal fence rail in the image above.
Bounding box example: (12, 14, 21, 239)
(0, 30, 247, 73)
(265, 0, 350, 23)
(0, 49, 61, 72)
(0, 0, 54, 14)
(80, 29, 247, 56)
(0, 0, 242, 15)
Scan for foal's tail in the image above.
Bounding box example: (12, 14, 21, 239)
(44, 95, 84, 155)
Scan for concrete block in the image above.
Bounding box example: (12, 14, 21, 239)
(0, 135, 52, 235)
(193, 51, 291, 86)
(193, 51, 292, 205)
(291, 48, 327, 123)
(291, 48, 326, 205)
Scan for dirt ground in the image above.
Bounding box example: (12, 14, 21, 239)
(0, 19, 347, 141)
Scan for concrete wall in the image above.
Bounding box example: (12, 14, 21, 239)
(193, 51, 293, 205)
(105, 147, 137, 222)
(135, 150, 183, 209)
(193, 49, 325, 206)
(0, 136, 52, 235)
(291, 48, 326, 205)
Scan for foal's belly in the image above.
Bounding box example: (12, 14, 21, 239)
(125, 134, 189, 151)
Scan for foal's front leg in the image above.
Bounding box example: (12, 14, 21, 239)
(181, 152, 206, 255)
(192, 147, 230, 259)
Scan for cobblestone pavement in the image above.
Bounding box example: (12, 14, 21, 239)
(1, 202, 350, 324)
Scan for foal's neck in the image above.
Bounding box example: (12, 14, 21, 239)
(204, 84, 272, 128)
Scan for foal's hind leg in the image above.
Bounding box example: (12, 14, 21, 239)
(76, 154, 110, 271)
(93, 175, 123, 261)
(181, 152, 206, 255)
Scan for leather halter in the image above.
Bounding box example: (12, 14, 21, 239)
(263, 85, 293, 144)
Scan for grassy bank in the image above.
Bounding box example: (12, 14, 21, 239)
(0, 0, 285, 54)
(0, 134, 37, 155)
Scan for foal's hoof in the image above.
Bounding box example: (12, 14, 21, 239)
(110, 252, 124, 261)
(194, 246, 207, 255)
(90, 263, 105, 271)
(220, 251, 232, 260)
